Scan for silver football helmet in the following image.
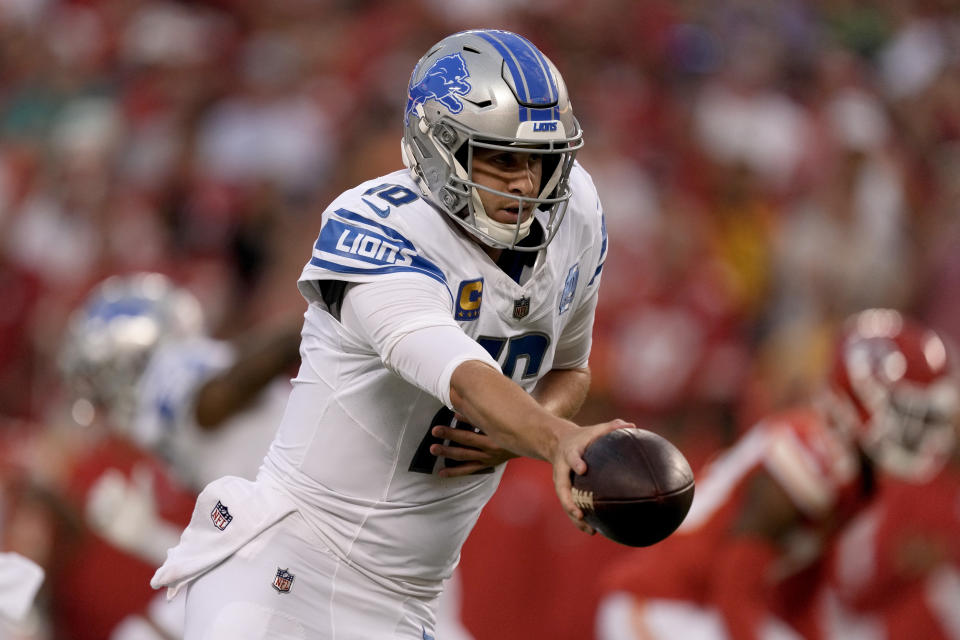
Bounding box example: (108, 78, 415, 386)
(401, 29, 583, 251)
(59, 272, 204, 428)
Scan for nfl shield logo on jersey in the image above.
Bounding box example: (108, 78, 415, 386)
(210, 500, 233, 531)
(513, 296, 530, 320)
(273, 568, 295, 593)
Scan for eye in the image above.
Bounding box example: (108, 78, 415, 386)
(489, 153, 515, 167)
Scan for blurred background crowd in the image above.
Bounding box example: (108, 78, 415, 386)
(1, 0, 959, 639)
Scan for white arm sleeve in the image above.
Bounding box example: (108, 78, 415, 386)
(553, 285, 598, 370)
(340, 275, 500, 409)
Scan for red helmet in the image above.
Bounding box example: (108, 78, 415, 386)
(827, 309, 959, 481)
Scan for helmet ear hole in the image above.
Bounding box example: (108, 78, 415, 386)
(538, 152, 564, 210)
(453, 143, 468, 171)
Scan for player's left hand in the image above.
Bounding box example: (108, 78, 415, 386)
(430, 418, 518, 478)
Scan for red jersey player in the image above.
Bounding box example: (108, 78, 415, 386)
(826, 437, 960, 640)
(596, 308, 959, 640)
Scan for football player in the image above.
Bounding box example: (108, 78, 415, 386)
(63, 273, 304, 492)
(58, 272, 302, 561)
(0, 274, 205, 640)
(595, 308, 959, 640)
(2, 272, 303, 640)
(152, 29, 628, 639)
(825, 416, 960, 639)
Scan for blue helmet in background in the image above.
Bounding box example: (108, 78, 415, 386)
(60, 272, 204, 428)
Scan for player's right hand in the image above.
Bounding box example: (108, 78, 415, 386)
(552, 419, 632, 534)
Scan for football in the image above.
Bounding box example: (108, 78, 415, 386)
(571, 427, 695, 547)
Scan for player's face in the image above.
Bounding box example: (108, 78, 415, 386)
(470, 148, 543, 226)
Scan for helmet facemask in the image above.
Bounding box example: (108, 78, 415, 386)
(457, 129, 579, 249)
(853, 377, 957, 482)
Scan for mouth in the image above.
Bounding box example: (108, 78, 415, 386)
(499, 203, 532, 222)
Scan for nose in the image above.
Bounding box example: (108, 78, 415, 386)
(506, 159, 538, 195)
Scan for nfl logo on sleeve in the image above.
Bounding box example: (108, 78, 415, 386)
(273, 568, 295, 593)
(210, 501, 233, 531)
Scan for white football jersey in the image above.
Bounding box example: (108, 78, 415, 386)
(260, 164, 607, 597)
(135, 335, 288, 489)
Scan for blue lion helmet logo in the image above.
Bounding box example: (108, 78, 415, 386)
(405, 53, 472, 124)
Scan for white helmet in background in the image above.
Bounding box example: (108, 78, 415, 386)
(401, 29, 583, 251)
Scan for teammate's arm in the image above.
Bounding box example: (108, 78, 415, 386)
(193, 320, 302, 430)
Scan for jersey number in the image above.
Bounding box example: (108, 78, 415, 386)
(360, 184, 418, 217)
(408, 333, 550, 474)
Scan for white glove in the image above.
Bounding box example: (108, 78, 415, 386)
(0, 552, 44, 623)
(86, 464, 183, 565)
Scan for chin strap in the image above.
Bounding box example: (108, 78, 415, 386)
(468, 187, 532, 246)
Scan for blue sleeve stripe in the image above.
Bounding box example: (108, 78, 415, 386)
(307, 257, 452, 304)
(308, 212, 450, 296)
(307, 256, 446, 285)
(587, 210, 607, 287)
(312, 220, 446, 278)
(587, 261, 604, 287)
(598, 212, 608, 261)
(328, 208, 408, 243)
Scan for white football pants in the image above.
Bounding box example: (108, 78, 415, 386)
(181, 511, 441, 639)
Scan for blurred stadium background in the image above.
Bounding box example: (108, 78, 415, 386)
(1, 0, 959, 638)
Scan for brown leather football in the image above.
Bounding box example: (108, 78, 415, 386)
(571, 427, 694, 547)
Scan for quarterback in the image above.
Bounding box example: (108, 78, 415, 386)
(153, 29, 625, 639)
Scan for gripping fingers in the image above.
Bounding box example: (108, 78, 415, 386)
(431, 425, 483, 448)
(437, 463, 485, 478)
(554, 461, 594, 534)
(429, 443, 485, 463)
